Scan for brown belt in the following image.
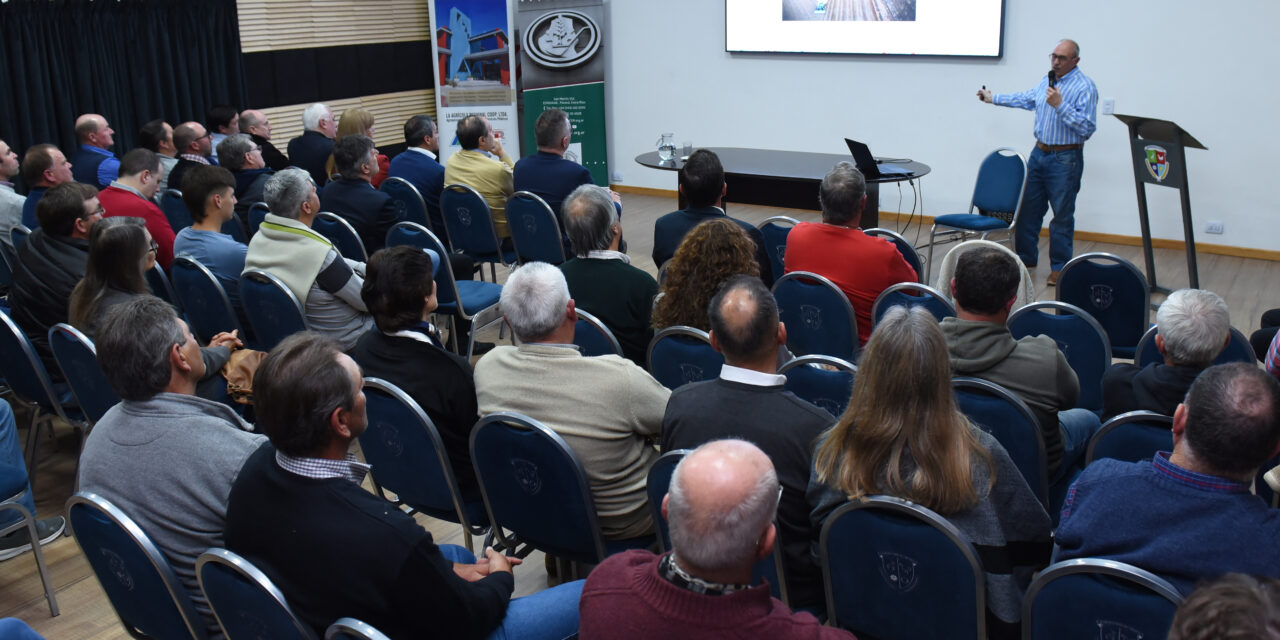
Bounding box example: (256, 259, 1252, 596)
(1036, 141, 1083, 153)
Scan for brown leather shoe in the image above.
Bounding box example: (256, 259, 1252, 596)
(1047, 270, 1061, 286)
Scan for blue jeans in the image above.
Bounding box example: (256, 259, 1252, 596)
(0, 618, 45, 639)
(0, 399, 36, 529)
(1053, 407, 1102, 484)
(1015, 146, 1084, 271)
(437, 544, 584, 640)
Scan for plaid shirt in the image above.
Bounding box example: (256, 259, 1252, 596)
(1151, 451, 1249, 494)
(1267, 332, 1280, 381)
(276, 449, 371, 485)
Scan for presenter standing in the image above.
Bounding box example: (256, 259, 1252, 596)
(977, 39, 1097, 286)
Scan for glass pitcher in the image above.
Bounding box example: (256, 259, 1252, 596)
(656, 133, 676, 162)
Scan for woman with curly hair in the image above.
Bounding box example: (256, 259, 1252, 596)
(325, 107, 389, 187)
(651, 218, 759, 331)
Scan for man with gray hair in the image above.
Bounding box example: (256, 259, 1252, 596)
(784, 161, 918, 346)
(243, 167, 372, 351)
(320, 135, 402, 253)
(473, 261, 670, 540)
(1102, 288, 1232, 420)
(78, 295, 265, 637)
(559, 184, 656, 364)
(287, 102, 337, 186)
(579, 439, 852, 639)
(216, 133, 272, 216)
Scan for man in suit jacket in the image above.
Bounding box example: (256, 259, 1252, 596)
(217, 133, 273, 217)
(513, 108, 596, 219)
(387, 114, 445, 235)
(320, 135, 402, 254)
(287, 103, 337, 187)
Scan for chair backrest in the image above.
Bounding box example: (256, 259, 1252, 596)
(470, 412, 607, 564)
(772, 271, 859, 362)
(221, 213, 249, 244)
(160, 189, 193, 231)
(756, 216, 798, 281)
(385, 222, 464, 309)
(440, 183, 503, 258)
(0, 244, 12, 290)
(1023, 558, 1183, 640)
(147, 261, 180, 310)
(1056, 253, 1150, 358)
(969, 147, 1027, 228)
(67, 491, 210, 640)
(952, 377, 1049, 507)
(778, 354, 856, 417)
(313, 212, 369, 262)
(1084, 410, 1173, 466)
(820, 496, 986, 639)
(1007, 301, 1112, 412)
(507, 191, 567, 265)
(1135, 324, 1256, 368)
(380, 177, 431, 228)
(325, 618, 392, 640)
(10, 224, 31, 249)
(872, 282, 957, 327)
(196, 548, 317, 640)
(48, 323, 119, 424)
(240, 269, 309, 351)
(0, 309, 68, 418)
(864, 227, 924, 282)
(573, 308, 623, 357)
(247, 202, 270, 236)
(170, 256, 243, 343)
(646, 326, 724, 389)
(646, 449, 689, 554)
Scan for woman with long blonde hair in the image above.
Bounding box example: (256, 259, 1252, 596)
(651, 218, 759, 331)
(325, 108, 389, 187)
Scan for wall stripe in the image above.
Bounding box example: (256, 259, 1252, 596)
(257, 89, 435, 150)
(238, 0, 430, 53)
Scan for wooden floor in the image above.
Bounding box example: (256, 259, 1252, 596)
(4, 192, 1278, 638)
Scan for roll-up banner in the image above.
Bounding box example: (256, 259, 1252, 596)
(430, 0, 521, 164)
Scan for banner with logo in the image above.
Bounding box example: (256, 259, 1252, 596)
(429, 0, 521, 164)
(516, 0, 608, 186)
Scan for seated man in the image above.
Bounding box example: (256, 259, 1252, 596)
(225, 332, 583, 639)
(206, 104, 239, 155)
(387, 114, 446, 235)
(579, 439, 853, 639)
(473, 262, 670, 539)
(652, 149, 772, 284)
(0, 398, 64, 561)
(661, 275, 833, 612)
(175, 165, 248, 313)
(287, 103, 337, 187)
(1055, 363, 1280, 594)
(216, 133, 273, 217)
(71, 113, 120, 188)
(1102, 288, 1230, 420)
(239, 109, 290, 172)
(137, 119, 179, 199)
(0, 138, 25, 250)
(166, 121, 214, 197)
(98, 148, 175, 269)
(78, 296, 266, 636)
(942, 246, 1099, 484)
(19, 144, 74, 229)
(320, 135, 402, 253)
(783, 161, 916, 345)
(559, 184, 656, 365)
(444, 114, 514, 238)
(244, 168, 372, 351)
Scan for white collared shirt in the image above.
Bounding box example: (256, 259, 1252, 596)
(719, 363, 786, 387)
(406, 146, 438, 161)
(586, 249, 630, 264)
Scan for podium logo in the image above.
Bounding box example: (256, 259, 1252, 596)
(523, 11, 601, 70)
(1144, 145, 1169, 182)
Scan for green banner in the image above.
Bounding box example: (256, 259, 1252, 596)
(521, 82, 608, 186)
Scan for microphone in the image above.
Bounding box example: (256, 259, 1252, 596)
(1048, 71, 1057, 88)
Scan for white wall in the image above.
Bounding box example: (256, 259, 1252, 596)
(602, 1, 1280, 252)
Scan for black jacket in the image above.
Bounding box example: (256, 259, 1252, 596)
(287, 130, 335, 187)
(9, 229, 89, 374)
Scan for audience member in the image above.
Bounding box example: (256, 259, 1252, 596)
(78, 296, 264, 636)
(137, 119, 179, 198)
(651, 149, 771, 284)
(783, 161, 917, 346)
(166, 121, 213, 196)
(97, 148, 175, 269)
(320, 135, 401, 253)
(810, 305, 1051, 637)
(514, 108, 613, 223)
(288, 103, 337, 186)
(244, 168, 372, 351)
(1101, 288, 1230, 420)
(239, 109, 289, 171)
(1055, 363, 1280, 594)
(71, 113, 120, 188)
(474, 262, 670, 539)
(580, 439, 853, 640)
(325, 108, 388, 188)
(68, 217, 154, 336)
(225, 332, 583, 639)
(444, 114, 514, 238)
(559, 184, 656, 364)
(206, 104, 239, 153)
(387, 114, 445, 234)
(661, 275, 832, 611)
(19, 144, 73, 229)
(0, 138, 24, 249)
(175, 165, 248, 312)
(651, 218, 759, 331)
(216, 133, 272, 216)
(1268, 330, 1280, 382)
(942, 246, 1099, 484)
(0, 398, 65, 561)
(1167, 573, 1280, 640)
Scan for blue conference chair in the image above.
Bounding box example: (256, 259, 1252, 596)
(872, 282, 956, 328)
(779, 354, 856, 417)
(1007, 301, 1112, 412)
(772, 271, 859, 362)
(756, 216, 799, 281)
(197, 548, 317, 640)
(360, 378, 489, 552)
(160, 189, 193, 232)
(385, 222, 502, 360)
(67, 492, 210, 640)
(574, 309, 623, 357)
(146, 262, 180, 311)
(1084, 410, 1173, 466)
(1022, 558, 1183, 640)
(0, 243, 12, 292)
(380, 177, 432, 229)
(0, 485, 58, 616)
(926, 147, 1027, 277)
(326, 618, 391, 640)
(820, 496, 986, 640)
(865, 227, 925, 283)
(221, 213, 249, 244)
(247, 202, 270, 237)
(952, 377, 1049, 509)
(170, 256, 245, 344)
(1057, 253, 1150, 359)
(439, 183, 516, 281)
(0, 310, 83, 480)
(1134, 324, 1255, 368)
(49, 323, 119, 425)
(507, 191, 567, 265)
(646, 326, 724, 389)
(10, 225, 31, 250)
(240, 269, 309, 351)
(313, 212, 368, 262)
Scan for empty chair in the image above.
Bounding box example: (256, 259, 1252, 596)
(197, 548, 317, 640)
(247, 201, 270, 236)
(146, 261, 180, 310)
(756, 216, 799, 282)
(67, 491, 210, 640)
(160, 189, 193, 231)
(221, 214, 249, 244)
(952, 377, 1049, 508)
(1056, 252, 1150, 359)
(771, 271, 858, 362)
(439, 183, 515, 281)
(1084, 410, 1173, 465)
(573, 308, 623, 357)
(9, 224, 31, 250)
(325, 618, 392, 640)
(49, 323, 119, 424)
(0, 310, 84, 478)
(926, 148, 1027, 277)
(507, 191, 567, 265)
(1022, 558, 1183, 640)
(865, 227, 924, 283)
(778, 354, 856, 417)
(313, 212, 369, 262)
(1007, 301, 1112, 412)
(240, 269, 309, 351)
(1135, 324, 1255, 368)
(872, 282, 956, 328)
(169, 256, 244, 344)
(379, 176, 431, 228)
(646, 326, 724, 389)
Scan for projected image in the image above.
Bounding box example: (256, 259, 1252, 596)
(783, 0, 916, 21)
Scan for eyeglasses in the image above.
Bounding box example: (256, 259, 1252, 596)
(147, 239, 159, 255)
(85, 206, 105, 218)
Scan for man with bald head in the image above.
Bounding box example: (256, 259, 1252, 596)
(72, 113, 120, 188)
(661, 274, 834, 612)
(239, 108, 289, 171)
(579, 439, 852, 639)
(166, 121, 213, 195)
(20, 144, 74, 228)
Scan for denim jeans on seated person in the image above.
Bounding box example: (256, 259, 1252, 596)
(1053, 407, 1103, 485)
(437, 544, 585, 640)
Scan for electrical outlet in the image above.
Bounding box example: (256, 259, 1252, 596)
(1101, 98, 1115, 115)
(1206, 220, 1224, 234)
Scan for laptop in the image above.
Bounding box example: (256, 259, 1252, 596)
(844, 138, 912, 178)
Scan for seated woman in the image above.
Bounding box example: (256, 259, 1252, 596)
(808, 305, 1051, 639)
(651, 218, 759, 332)
(325, 108, 389, 187)
(348, 245, 481, 500)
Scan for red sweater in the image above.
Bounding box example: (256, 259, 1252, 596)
(579, 550, 854, 639)
(98, 185, 176, 269)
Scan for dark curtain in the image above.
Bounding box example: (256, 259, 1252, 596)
(0, 0, 246, 169)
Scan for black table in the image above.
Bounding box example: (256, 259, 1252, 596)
(635, 146, 930, 229)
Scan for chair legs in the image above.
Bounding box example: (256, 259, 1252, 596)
(0, 501, 59, 617)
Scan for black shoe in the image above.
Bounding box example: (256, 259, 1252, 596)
(0, 515, 65, 561)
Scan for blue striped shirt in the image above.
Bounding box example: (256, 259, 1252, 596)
(995, 67, 1098, 146)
